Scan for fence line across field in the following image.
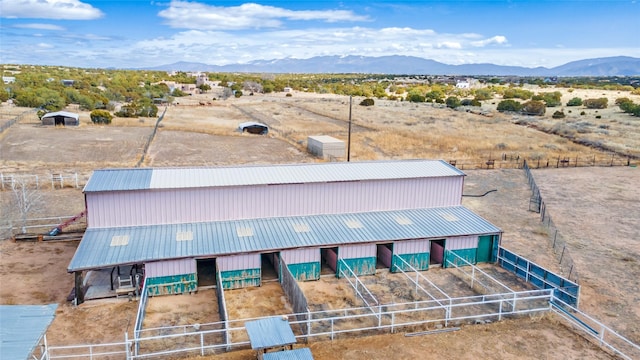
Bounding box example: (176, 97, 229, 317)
(522, 160, 580, 284)
(39, 289, 640, 360)
(0, 172, 89, 190)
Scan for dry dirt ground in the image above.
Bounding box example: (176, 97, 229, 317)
(1, 87, 639, 359)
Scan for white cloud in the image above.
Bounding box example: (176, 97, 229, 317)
(132, 26, 509, 65)
(158, 1, 369, 30)
(1, 0, 104, 20)
(13, 23, 65, 31)
(36, 43, 55, 49)
(470, 36, 508, 47)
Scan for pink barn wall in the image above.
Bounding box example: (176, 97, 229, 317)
(86, 177, 463, 228)
(145, 258, 196, 277)
(394, 239, 431, 255)
(281, 248, 320, 264)
(446, 236, 478, 250)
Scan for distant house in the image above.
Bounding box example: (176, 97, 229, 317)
(61, 79, 75, 86)
(283, 87, 293, 93)
(456, 81, 470, 89)
(2, 76, 15, 84)
(41, 111, 80, 126)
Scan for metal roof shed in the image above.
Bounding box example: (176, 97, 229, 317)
(41, 111, 80, 126)
(245, 316, 297, 356)
(0, 304, 58, 360)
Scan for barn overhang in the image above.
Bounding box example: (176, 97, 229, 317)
(67, 205, 501, 272)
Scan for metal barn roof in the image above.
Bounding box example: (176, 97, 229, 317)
(68, 206, 500, 271)
(41, 111, 79, 120)
(0, 304, 58, 360)
(83, 160, 465, 192)
(245, 316, 297, 351)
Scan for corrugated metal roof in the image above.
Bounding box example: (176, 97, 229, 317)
(0, 304, 58, 360)
(245, 316, 297, 350)
(67, 206, 500, 271)
(42, 111, 79, 119)
(263, 348, 314, 360)
(83, 168, 153, 192)
(83, 160, 465, 192)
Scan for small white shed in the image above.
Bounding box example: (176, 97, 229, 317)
(307, 135, 345, 159)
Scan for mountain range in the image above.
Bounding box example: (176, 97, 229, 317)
(142, 56, 640, 76)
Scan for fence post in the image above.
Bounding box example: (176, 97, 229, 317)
(200, 332, 205, 356)
(553, 230, 558, 249)
(125, 332, 130, 360)
(559, 245, 566, 264)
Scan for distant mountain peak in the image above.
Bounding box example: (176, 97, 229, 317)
(142, 56, 640, 76)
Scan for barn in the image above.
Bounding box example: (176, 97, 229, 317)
(68, 160, 502, 303)
(41, 111, 80, 126)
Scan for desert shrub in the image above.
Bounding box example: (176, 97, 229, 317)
(552, 111, 566, 119)
(406, 93, 425, 103)
(445, 96, 461, 108)
(522, 100, 546, 116)
(473, 88, 494, 101)
(460, 99, 481, 106)
(234, 90, 243, 98)
(580, 111, 586, 115)
(595, 115, 602, 119)
(496, 99, 523, 112)
(583, 98, 608, 109)
(503, 88, 533, 100)
(285, 93, 292, 97)
(359, 98, 375, 106)
(567, 97, 582, 106)
(90, 109, 113, 124)
(533, 91, 562, 107)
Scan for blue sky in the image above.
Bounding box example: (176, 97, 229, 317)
(1, 0, 639, 69)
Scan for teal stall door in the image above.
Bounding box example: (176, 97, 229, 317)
(477, 235, 493, 263)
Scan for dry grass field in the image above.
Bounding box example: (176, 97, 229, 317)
(1, 85, 639, 359)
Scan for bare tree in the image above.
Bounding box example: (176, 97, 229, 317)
(243, 81, 263, 94)
(220, 87, 234, 100)
(10, 177, 43, 234)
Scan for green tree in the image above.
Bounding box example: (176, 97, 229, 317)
(406, 92, 425, 103)
(522, 100, 546, 116)
(198, 84, 211, 93)
(566, 97, 582, 106)
(90, 109, 113, 124)
(496, 99, 523, 112)
(445, 96, 461, 109)
(359, 98, 375, 106)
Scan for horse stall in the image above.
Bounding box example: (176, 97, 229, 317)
(280, 248, 321, 281)
(217, 254, 261, 290)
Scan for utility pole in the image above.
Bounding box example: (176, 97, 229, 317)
(347, 95, 352, 162)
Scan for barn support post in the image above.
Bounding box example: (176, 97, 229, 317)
(74, 271, 85, 305)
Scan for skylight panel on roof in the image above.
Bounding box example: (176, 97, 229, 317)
(236, 227, 254, 237)
(176, 230, 193, 241)
(395, 216, 413, 225)
(110, 235, 129, 247)
(344, 219, 363, 229)
(440, 212, 460, 222)
(292, 223, 310, 233)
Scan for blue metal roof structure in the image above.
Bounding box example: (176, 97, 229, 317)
(263, 348, 314, 360)
(245, 316, 296, 351)
(68, 206, 500, 271)
(0, 304, 58, 360)
(83, 160, 465, 192)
